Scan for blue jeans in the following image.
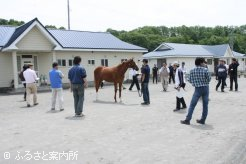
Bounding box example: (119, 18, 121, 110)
(72, 84, 85, 115)
(142, 83, 150, 103)
(186, 86, 209, 121)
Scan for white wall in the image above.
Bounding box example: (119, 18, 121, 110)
(37, 53, 53, 82)
(55, 51, 143, 83)
(0, 52, 13, 87)
(16, 26, 54, 51)
(147, 57, 215, 74)
(237, 58, 246, 71)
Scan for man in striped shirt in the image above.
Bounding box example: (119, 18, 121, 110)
(181, 58, 211, 125)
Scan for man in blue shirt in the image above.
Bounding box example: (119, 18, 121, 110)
(49, 62, 64, 111)
(68, 56, 88, 117)
(181, 58, 211, 125)
(141, 59, 150, 105)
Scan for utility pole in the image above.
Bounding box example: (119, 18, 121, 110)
(67, 0, 70, 30)
(229, 26, 234, 51)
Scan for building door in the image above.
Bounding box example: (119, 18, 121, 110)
(214, 58, 219, 73)
(157, 59, 166, 68)
(21, 55, 39, 75)
(21, 55, 34, 67)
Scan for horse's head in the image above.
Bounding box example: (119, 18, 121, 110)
(126, 58, 139, 71)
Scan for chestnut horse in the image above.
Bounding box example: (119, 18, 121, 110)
(94, 59, 139, 102)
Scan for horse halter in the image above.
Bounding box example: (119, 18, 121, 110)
(128, 60, 139, 71)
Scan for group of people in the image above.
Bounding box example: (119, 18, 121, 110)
(129, 57, 240, 125)
(152, 63, 176, 85)
(215, 58, 239, 92)
(19, 56, 87, 117)
(19, 56, 240, 124)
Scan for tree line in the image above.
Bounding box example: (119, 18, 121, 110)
(1, 18, 246, 54)
(107, 25, 246, 54)
(0, 18, 65, 30)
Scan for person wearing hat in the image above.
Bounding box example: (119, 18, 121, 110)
(228, 58, 239, 91)
(141, 59, 150, 105)
(173, 62, 187, 111)
(23, 63, 39, 107)
(19, 64, 28, 101)
(215, 59, 227, 92)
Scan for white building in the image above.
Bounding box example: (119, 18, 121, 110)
(143, 42, 246, 74)
(0, 18, 147, 89)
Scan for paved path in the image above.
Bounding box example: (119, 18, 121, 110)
(0, 77, 245, 164)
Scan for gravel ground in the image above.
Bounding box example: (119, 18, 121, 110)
(0, 77, 245, 164)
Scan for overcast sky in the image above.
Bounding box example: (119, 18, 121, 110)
(0, 0, 245, 32)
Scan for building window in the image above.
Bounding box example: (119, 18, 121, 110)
(34, 56, 38, 71)
(207, 59, 212, 65)
(68, 59, 73, 66)
(101, 59, 108, 66)
(17, 56, 21, 72)
(57, 59, 66, 66)
(121, 59, 127, 63)
(88, 60, 95, 65)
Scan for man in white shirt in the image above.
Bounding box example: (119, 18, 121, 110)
(23, 63, 38, 107)
(129, 68, 140, 92)
(159, 63, 170, 91)
(173, 62, 187, 112)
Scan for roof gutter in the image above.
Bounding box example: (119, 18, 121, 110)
(55, 48, 148, 53)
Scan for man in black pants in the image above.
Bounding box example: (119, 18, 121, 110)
(229, 58, 239, 91)
(169, 63, 175, 84)
(129, 68, 140, 93)
(152, 64, 158, 84)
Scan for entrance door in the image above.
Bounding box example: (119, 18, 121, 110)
(214, 58, 219, 73)
(21, 55, 38, 75)
(21, 56, 34, 67)
(157, 59, 166, 68)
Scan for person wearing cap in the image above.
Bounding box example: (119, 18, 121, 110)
(19, 64, 28, 101)
(173, 62, 187, 112)
(23, 63, 39, 107)
(180, 57, 211, 125)
(159, 63, 170, 91)
(215, 59, 227, 92)
(141, 59, 150, 105)
(228, 58, 239, 91)
(49, 62, 64, 111)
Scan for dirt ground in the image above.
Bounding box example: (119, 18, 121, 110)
(0, 77, 245, 164)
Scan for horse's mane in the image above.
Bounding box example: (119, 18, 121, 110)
(116, 59, 133, 68)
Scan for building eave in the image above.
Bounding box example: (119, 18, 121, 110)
(55, 48, 147, 53)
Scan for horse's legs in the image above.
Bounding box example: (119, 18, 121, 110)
(95, 79, 101, 100)
(114, 82, 117, 102)
(119, 82, 122, 102)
